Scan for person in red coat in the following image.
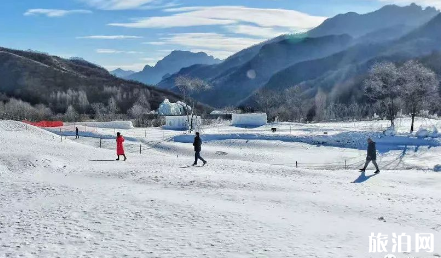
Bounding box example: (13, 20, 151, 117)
(116, 132, 127, 161)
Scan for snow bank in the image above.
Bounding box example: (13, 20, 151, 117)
(416, 127, 430, 138)
(232, 113, 267, 127)
(158, 99, 189, 116)
(0, 120, 60, 141)
(74, 121, 134, 129)
(383, 126, 396, 136)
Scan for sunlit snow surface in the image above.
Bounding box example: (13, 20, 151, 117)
(1, 118, 441, 257)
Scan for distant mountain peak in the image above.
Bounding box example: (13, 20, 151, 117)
(127, 50, 222, 85)
(110, 68, 135, 78)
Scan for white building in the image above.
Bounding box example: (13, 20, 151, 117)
(164, 116, 201, 130)
(231, 113, 267, 127)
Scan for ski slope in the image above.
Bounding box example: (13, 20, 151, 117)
(1, 119, 441, 257)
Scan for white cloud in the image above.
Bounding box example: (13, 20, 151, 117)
(79, 0, 174, 10)
(96, 49, 143, 54)
(24, 9, 92, 17)
(110, 16, 235, 28)
(146, 33, 263, 53)
(109, 6, 326, 31)
(144, 42, 167, 45)
(78, 35, 143, 39)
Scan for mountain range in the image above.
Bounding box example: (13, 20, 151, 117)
(0, 48, 188, 115)
(156, 4, 440, 108)
(125, 51, 221, 85)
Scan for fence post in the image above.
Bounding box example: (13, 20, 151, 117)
(100, 138, 102, 148)
(345, 160, 347, 170)
(296, 161, 298, 168)
(140, 144, 142, 154)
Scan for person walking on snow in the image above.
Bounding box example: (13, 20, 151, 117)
(75, 127, 79, 139)
(193, 132, 207, 166)
(360, 138, 380, 174)
(116, 132, 127, 161)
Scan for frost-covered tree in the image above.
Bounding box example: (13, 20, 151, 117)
(64, 105, 79, 122)
(364, 62, 401, 126)
(314, 89, 327, 121)
(400, 60, 439, 132)
(77, 90, 89, 113)
(107, 97, 119, 116)
(284, 86, 304, 122)
(135, 93, 151, 110)
(175, 76, 211, 131)
(91, 103, 107, 121)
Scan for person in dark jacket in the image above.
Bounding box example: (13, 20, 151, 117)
(193, 132, 207, 166)
(75, 127, 79, 139)
(360, 138, 380, 173)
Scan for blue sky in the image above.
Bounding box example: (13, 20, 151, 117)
(0, 0, 438, 71)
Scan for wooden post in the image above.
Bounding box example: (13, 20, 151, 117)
(139, 144, 142, 154)
(345, 160, 347, 170)
(296, 161, 298, 168)
(100, 138, 102, 148)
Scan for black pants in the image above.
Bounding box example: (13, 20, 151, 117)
(194, 151, 206, 164)
(363, 159, 379, 170)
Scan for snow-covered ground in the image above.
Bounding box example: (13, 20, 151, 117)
(1, 118, 441, 257)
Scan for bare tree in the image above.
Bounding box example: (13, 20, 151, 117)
(254, 89, 280, 116)
(175, 76, 211, 131)
(400, 60, 439, 132)
(364, 62, 401, 126)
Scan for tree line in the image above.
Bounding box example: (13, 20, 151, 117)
(253, 60, 440, 132)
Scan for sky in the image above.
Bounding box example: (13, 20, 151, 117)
(0, 0, 439, 72)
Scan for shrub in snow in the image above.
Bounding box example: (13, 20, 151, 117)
(383, 126, 396, 136)
(416, 127, 430, 138)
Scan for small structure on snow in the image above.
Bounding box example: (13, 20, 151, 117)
(164, 116, 201, 130)
(231, 113, 267, 127)
(158, 99, 189, 116)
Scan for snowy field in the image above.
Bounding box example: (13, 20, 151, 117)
(1, 118, 441, 257)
